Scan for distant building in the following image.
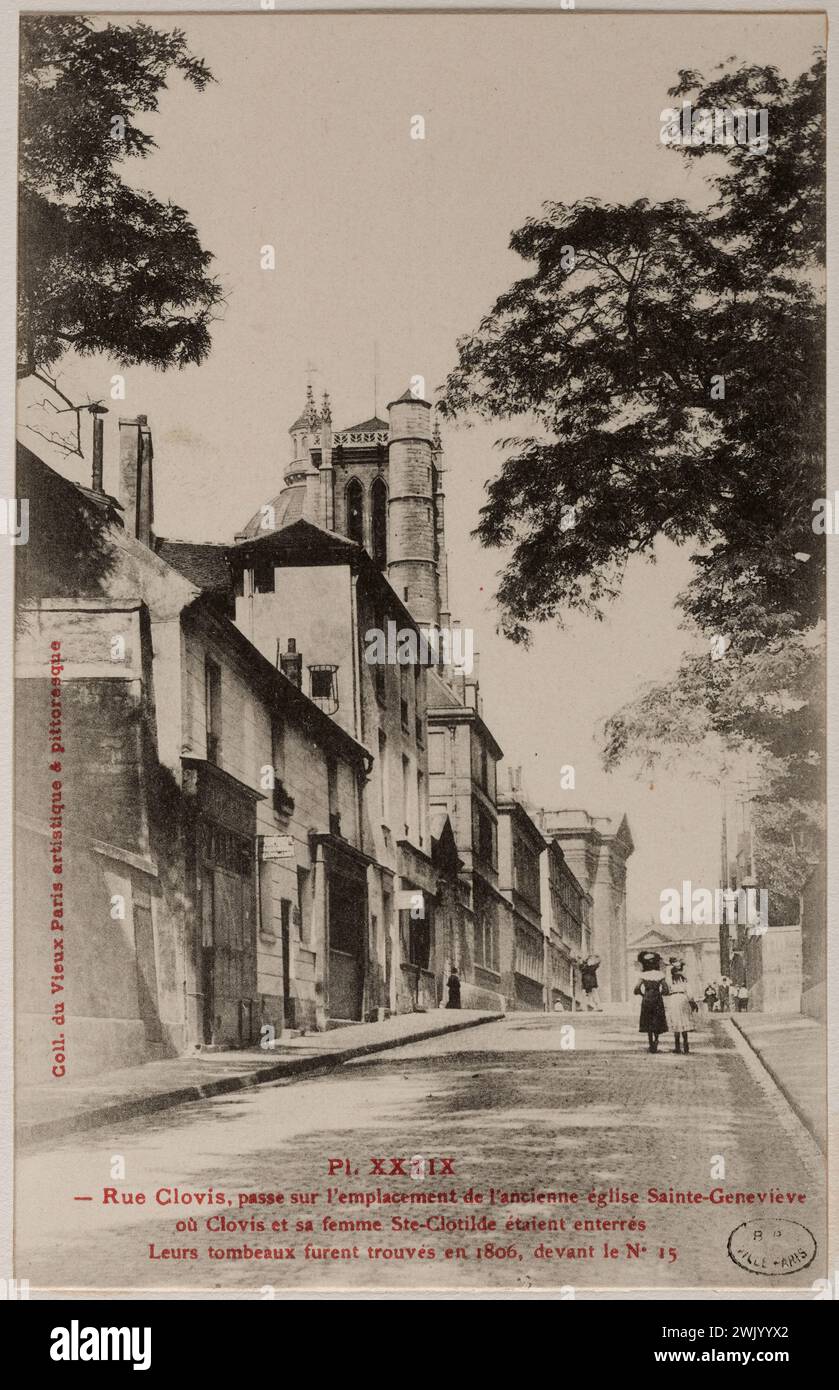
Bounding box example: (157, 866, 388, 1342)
(541, 837, 592, 1010)
(237, 384, 449, 635)
(721, 802, 808, 1014)
(237, 385, 510, 1014)
(497, 787, 547, 1011)
(539, 809, 633, 1003)
(627, 922, 719, 998)
(425, 670, 510, 1010)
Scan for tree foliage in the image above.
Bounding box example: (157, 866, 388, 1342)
(601, 611, 824, 899)
(440, 54, 826, 894)
(18, 15, 222, 376)
(440, 55, 825, 644)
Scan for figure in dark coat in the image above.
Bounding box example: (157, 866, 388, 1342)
(580, 955, 602, 1011)
(634, 950, 669, 1052)
(446, 968, 461, 1009)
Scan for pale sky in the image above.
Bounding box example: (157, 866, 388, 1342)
(17, 10, 826, 923)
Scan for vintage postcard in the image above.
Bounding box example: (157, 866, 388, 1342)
(4, 2, 833, 1309)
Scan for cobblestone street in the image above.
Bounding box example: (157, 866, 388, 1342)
(17, 1013, 825, 1296)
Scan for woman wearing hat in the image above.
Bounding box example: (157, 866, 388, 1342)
(633, 950, 669, 1053)
(664, 959, 697, 1054)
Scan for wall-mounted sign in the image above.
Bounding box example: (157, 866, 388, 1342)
(396, 889, 425, 917)
(262, 835, 295, 861)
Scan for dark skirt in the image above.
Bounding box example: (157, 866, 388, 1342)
(638, 991, 668, 1034)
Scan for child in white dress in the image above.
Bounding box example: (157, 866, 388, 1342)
(664, 962, 696, 1054)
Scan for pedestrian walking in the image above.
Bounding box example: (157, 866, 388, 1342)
(734, 984, 750, 1012)
(580, 955, 603, 1011)
(664, 960, 697, 1054)
(634, 950, 669, 1053)
(446, 966, 462, 1009)
(717, 977, 731, 1012)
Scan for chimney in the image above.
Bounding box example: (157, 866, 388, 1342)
(280, 638, 303, 688)
(90, 404, 108, 493)
(119, 414, 154, 546)
(138, 418, 154, 547)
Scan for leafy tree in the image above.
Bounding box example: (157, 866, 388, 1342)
(667, 58, 826, 268)
(600, 609, 824, 900)
(440, 54, 826, 897)
(440, 55, 825, 644)
(18, 15, 222, 380)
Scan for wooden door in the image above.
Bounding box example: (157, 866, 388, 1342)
(205, 864, 257, 1047)
(328, 872, 366, 1021)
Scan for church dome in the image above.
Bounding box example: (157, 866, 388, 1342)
(238, 482, 308, 540)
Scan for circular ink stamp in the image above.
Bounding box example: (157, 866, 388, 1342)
(727, 1218, 817, 1277)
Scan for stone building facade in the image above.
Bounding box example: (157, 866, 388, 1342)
(228, 519, 437, 1017)
(540, 836, 593, 1010)
(15, 438, 370, 1078)
(236, 386, 511, 1015)
(540, 809, 633, 1004)
(497, 793, 547, 1010)
(16, 378, 636, 1070)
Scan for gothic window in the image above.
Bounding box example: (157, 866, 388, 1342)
(346, 477, 364, 546)
(371, 476, 388, 569)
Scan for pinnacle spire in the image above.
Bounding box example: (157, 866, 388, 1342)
(305, 383, 319, 429)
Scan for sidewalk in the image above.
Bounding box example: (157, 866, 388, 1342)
(729, 1011, 826, 1150)
(17, 1009, 502, 1148)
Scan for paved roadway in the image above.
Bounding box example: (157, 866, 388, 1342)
(16, 1012, 825, 1296)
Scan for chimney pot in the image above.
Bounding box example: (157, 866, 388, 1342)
(92, 415, 105, 494)
(280, 638, 303, 688)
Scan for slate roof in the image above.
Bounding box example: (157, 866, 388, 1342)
(339, 415, 389, 434)
(155, 539, 232, 594)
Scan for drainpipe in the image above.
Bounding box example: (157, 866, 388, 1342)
(350, 570, 362, 741)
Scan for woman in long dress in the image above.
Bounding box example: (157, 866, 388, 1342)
(664, 961, 696, 1054)
(634, 950, 669, 1053)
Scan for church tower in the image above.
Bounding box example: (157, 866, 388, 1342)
(386, 388, 439, 629)
(432, 415, 450, 633)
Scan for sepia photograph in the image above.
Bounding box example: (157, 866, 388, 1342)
(2, 1, 833, 1318)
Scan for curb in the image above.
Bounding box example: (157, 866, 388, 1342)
(18, 1012, 504, 1148)
(728, 1016, 824, 1152)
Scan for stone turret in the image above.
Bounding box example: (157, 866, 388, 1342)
(431, 414, 450, 632)
(386, 388, 439, 628)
